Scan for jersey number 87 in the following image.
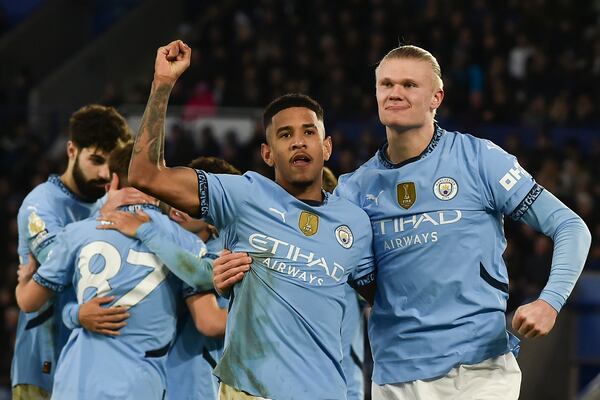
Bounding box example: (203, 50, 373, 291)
(76, 241, 168, 308)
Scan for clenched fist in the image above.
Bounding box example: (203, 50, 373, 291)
(512, 299, 558, 338)
(154, 40, 192, 86)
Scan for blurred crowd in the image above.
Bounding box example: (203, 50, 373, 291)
(1, 0, 600, 394)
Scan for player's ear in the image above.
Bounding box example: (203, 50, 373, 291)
(66, 141, 78, 161)
(261, 143, 274, 167)
(323, 136, 332, 162)
(431, 88, 444, 110)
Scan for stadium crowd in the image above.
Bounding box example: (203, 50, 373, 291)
(1, 0, 600, 397)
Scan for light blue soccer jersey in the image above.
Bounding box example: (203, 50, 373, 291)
(13, 175, 98, 392)
(195, 170, 375, 400)
(341, 285, 366, 400)
(33, 205, 204, 399)
(166, 236, 227, 400)
(336, 126, 540, 384)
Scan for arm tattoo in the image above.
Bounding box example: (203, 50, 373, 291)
(132, 83, 172, 166)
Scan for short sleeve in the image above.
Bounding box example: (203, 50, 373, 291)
(334, 173, 361, 207)
(348, 215, 376, 287)
(34, 229, 76, 292)
(195, 170, 253, 229)
(477, 139, 541, 219)
(17, 200, 65, 263)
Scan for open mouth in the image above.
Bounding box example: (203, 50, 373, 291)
(290, 153, 312, 167)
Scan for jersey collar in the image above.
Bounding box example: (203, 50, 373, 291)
(48, 174, 95, 203)
(377, 124, 444, 169)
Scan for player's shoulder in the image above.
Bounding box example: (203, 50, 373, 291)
(20, 175, 90, 214)
(20, 178, 61, 208)
(342, 153, 380, 181)
(327, 194, 371, 226)
(442, 127, 509, 157)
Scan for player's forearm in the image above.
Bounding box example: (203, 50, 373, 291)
(129, 79, 173, 192)
(16, 280, 52, 313)
(136, 222, 214, 291)
(520, 190, 591, 311)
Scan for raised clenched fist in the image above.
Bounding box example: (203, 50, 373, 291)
(154, 40, 192, 86)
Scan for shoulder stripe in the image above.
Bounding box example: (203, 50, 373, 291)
(509, 184, 544, 221)
(196, 169, 210, 219)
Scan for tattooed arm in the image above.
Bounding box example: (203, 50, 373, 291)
(128, 40, 200, 215)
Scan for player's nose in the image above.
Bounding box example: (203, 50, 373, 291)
(98, 164, 111, 181)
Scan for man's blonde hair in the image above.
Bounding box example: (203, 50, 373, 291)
(377, 45, 443, 89)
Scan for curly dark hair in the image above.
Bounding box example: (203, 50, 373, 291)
(69, 104, 131, 152)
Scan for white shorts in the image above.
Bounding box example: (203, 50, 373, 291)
(372, 352, 522, 400)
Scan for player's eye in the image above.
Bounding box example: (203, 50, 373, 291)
(404, 82, 417, 88)
(90, 157, 105, 165)
(305, 130, 315, 135)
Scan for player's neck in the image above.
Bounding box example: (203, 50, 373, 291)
(60, 169, 85, 199)
(277, 178, 324, 203)
(385, 123, 435, 164)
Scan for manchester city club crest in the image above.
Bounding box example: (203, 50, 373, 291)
(433, 177, 458, 200)
(298, 211, 319, 236)
(396, 182, 416, 209)
(335, 225, 354, 249)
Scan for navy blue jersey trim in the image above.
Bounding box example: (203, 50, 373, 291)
(33, 272, 65, 293)
(24, 305, 54, 330)
(48, 175, 95, 203)
(350, 347, 363, 370)
(31, 234, 55, 258)
(145, 342, 171, 358)
(377, 124, 443, 169)
(480, 263, 509, 294)
(182, 285, 201, 299)
(350, 271, 376, 288)
(195, 169, 210, 219)
(509, 184, 544, 221)
(202, 347, 218, 368)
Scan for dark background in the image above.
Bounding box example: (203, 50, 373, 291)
(1, 1, 599, 399)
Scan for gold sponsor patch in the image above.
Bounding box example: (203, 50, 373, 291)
(298, 211, 319, 236)
(397, 182, 416, 209)
(28, 211, 46, 237)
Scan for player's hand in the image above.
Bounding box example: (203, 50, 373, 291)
(154, 40, 191, 86)
(97, 210, 151, 237)
(213, 249, 251, 296)
(511, 299, 558, 338)
(100, 173, 155, 215)
(79, 296, 129, 336)
(17, 254, 37, 284)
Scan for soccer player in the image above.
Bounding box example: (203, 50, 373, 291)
(333, 45, 592, 399)
(15, 142, 212, 399)
(213, 46, 592, 399)
(11, 104, 134, 399)
(105, 156, 238, 400)
(128, 40, 376, 399)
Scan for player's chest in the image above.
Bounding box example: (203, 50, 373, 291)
(234, 205, 360, 285)
(360, 164, 483, 221)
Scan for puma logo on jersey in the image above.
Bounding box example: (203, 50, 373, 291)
(366, 190, 384, 206)
(269, 207, 286, 222)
